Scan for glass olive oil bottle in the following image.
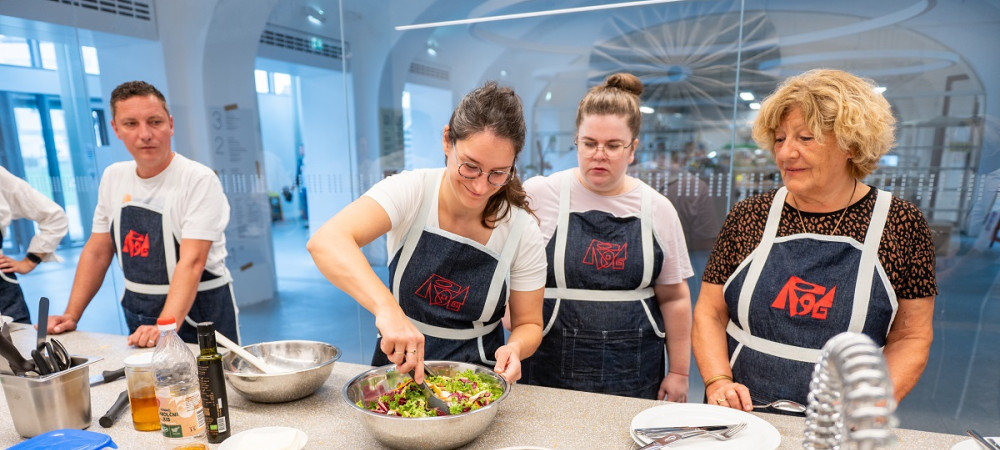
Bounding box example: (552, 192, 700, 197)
(197, 322, 231, 443)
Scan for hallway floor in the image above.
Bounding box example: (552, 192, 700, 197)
(16, 219, 999, 436)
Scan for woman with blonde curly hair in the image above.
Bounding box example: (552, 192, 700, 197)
(692, 69, 937, 412)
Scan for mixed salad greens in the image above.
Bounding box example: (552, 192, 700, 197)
(359, 369, 503, 417)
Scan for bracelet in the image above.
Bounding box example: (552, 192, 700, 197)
(668, 370, 689, 377)
(703, 374, 733, 387)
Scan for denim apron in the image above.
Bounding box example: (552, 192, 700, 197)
(522, 175, 666, 398)
(371, 173, 528, 366)
(110, 169, 240, 344)
(0, 231, 30, 324)
(724, 187, 897, 408)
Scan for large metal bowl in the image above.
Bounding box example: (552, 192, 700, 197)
(343, 361, 510, 450)
(222, 340, 340, 403)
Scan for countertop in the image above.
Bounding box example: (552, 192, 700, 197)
(0, 329, 968, 449)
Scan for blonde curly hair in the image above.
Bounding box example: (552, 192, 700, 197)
(752, 69, 896, 179)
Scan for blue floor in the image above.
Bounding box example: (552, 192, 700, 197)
(15, 218, 1000, 436)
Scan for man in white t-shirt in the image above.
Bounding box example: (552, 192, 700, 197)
(46, 81, 239, 346)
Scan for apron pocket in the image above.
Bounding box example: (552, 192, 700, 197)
(561, 328, 642, 385)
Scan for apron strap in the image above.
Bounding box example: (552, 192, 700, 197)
(847, 189, 893, 333)
(727, 321, 823, 363)
(409, 317, 501, 340)
(738, 187, 788, 333)
(638, 182, 654, 288)
(123, 274, 233, 295)
(553, 172, 572, 290)
(543, 287, 654, 301)
(392, 171, 438, 296)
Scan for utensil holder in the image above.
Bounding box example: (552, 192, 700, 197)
(0, 356, 101, 437)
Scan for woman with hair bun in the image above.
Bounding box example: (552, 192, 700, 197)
(516, 73, 694, 400)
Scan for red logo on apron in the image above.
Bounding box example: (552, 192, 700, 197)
(415, 274, 469, 312)
(122, 230, 150, 258)
(771, 276, 836, 319)
(582, 239, 627, 270)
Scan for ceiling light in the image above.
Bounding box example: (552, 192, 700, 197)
(640, 106, 655, 114)
(749, 102, 761, 110)
(874, 86, 887, 94)
(304, 5, 325, 25)
(739, 92, 755, 101)
(395, 0, 685, 31)
(545, 91, 552, 102)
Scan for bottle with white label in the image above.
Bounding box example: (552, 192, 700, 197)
(152, 317, 207, 449)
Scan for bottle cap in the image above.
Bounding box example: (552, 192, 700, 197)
(156, 317, 176, 331)
(198, 322, 217, 349)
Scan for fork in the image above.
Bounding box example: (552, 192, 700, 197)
(704, 422, 747, 440)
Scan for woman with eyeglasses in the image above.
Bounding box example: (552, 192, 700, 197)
(515, 73, 694, 400)
(308, 81, 545, 384)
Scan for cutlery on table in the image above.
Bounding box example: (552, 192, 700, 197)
(90, 367, 127, 387)
(635, 423, 738, 438)
(967, 429, 1000, 450)
(752, 399, 807, 413)
(637, 422, 746, 449)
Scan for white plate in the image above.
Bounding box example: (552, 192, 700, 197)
(219, 426, 307, 450)
(952, 437, 1000, 450)
(630, 403, 781, 449)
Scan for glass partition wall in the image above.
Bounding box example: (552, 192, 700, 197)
(344, 0, 999, 435)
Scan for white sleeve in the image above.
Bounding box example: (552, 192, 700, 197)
(509, 215, 547, 291)
(91, 165, 119, 234)
(652, 194, 694, 285)
(363, 170, 430, 253)
(0, 169, 68, 260)
(176, 167, 230, 242)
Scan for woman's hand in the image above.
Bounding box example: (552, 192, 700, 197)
(375, 305, 426, 381)
(706, 379, 753, 411)
(493, 343, 522, 383)
(658, 372, 689, 402)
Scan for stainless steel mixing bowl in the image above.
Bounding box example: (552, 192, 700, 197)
(222, 340, 340, 403)
(343, 361, 510, 450)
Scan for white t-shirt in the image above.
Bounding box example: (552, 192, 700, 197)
(364, 168, 547, 292)
(524, 169, 694, 286)
(0, 166, 68, 261)
(92, 153, 231, 277)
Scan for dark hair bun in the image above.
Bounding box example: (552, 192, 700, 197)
(605, 73, 643, 97)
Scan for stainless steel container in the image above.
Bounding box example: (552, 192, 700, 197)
(343, 361, 510, 450)
(0, 356, 101, 437)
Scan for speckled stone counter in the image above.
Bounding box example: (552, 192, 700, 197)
(0, 330, 968, 449)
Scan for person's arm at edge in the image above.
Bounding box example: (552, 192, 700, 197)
(692, 281, 752, 410)
(48, 232, 115, 334)
(307, 196, 427, 379)
(495, 286, 543, 383)
(656, 281, 691, 402)
(882, 295, 934, 404)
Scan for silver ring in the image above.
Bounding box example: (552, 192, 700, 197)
(407, 349, 417, 354)
(147, 340, 155, 344)
(393, 351, 403, 355)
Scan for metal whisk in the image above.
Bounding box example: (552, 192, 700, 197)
(803, 332, 898, 450)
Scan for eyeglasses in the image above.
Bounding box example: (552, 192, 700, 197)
(452, 147, 515, 187)
(574, 138, 634, 159)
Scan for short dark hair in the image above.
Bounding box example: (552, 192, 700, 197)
(110, 81, 169, 118)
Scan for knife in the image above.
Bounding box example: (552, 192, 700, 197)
(90, 367, 127, 386)
(967, 429, 1000, 450)
(635, 423, 737, 436)
(99, 390, 131, 428)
